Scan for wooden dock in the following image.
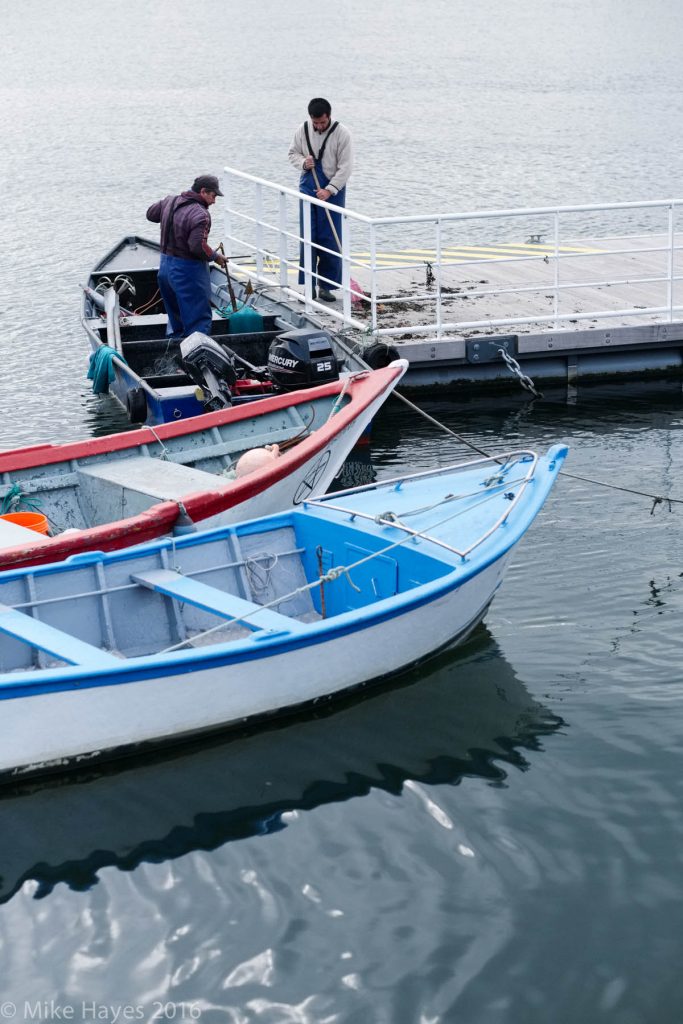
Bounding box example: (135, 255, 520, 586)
(222, 167, 683, 392)
(285, 232, 683, 391)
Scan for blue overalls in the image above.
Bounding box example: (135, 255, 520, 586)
(158, 254, 212, 339)
(158, 196, 213, 339)
(298, 122, 346, 293)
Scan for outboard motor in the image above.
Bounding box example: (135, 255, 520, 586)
(180, 332, 238, 410)
(267, 329, 340, 391)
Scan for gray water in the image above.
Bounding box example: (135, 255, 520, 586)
(1, 2, 683, 1021)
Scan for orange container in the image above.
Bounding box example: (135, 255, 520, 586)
(0, 511, 49, 535)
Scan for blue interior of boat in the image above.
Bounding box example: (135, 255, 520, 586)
(0, 510, 451, 675)
(294, 515, 447, 618)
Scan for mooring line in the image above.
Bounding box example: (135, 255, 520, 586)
(388, 392, 683, 511)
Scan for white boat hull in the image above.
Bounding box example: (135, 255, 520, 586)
(0, 560, 504, 778)
(200, 382, 392, 527)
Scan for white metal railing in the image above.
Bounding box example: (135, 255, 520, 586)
(222, 166, 683, 341)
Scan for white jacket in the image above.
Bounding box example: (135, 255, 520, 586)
(288, 119, 353, 196)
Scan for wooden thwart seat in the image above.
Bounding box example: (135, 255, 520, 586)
(130, 569, 304, 635)
(0, 603, 119, 667)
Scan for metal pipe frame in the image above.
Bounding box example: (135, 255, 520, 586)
(222, 166, 683, 339)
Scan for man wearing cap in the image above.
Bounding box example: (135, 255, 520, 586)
(146, 175, 227, 340)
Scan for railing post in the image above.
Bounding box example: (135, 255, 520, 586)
(302, 196, 313, 309)
(667, 201, 675, 321)
(553, 210, 560, 329)
(341, 213, 351, 323)
(222, 173, 232, 252)
(435, 218, 442, 338)
(370, 222, 378, 334)
(278, 191, 288, 291)
(255, 183, 264, 277)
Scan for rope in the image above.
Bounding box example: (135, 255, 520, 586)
(144, 424, 170, 459)
(390, 389, 500, 461)
(133, 288, 161, 316)
(0, 483, 44, 515)
(158, 480, 515, 652)
(558, 470, 683, 510)
(244, 553, 279, 593)
(275, 403, 316, 452)
(365, 471, 528, 525)
(0, 482, 62, 532)
(216, 258, 678, 512)
(215, 300, 246, 319)
(326, 375, 351, 420)
(387, 390, 682, 512)
(319, 565, 362, 591)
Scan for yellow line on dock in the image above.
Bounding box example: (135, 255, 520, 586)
(352, 243, 600, 260)
(238, 240, 602, 274)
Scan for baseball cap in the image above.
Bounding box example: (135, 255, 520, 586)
(191, 174, 224, 196)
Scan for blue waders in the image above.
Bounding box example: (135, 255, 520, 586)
(158, 254, 212, 339)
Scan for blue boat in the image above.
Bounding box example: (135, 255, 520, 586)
(0, 444, 567, 781)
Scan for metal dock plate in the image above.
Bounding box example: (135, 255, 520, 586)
(466, 336, 518, 364)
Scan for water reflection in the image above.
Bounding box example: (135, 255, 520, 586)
(328, 444, 377, 492)
(81, 393, 134, 438)
(0, 628, 563, 906)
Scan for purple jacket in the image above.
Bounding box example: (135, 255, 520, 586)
(146, 190, 217, 262)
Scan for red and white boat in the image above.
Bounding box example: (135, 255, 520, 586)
(0, 361, 406, 570)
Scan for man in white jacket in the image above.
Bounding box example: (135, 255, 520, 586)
(288, 98, 353, 301)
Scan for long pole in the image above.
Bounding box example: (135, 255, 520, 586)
(310, 166, 342, 253)
(218, 243, 238, 312)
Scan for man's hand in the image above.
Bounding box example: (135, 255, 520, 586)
(316, 188, 332, 202)
(215, 252, 227, 268)
(303, 156, 315, 170)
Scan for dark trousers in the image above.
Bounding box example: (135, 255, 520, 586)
(158, 254, 212, 338)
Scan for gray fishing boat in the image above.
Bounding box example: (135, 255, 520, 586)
(80, 236, 379, 426)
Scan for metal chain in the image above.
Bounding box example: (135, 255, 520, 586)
(497, 347, 543, 398)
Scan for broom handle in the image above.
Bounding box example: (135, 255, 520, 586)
(218, 243, 238, 312)
(310, 166, 343, 254)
